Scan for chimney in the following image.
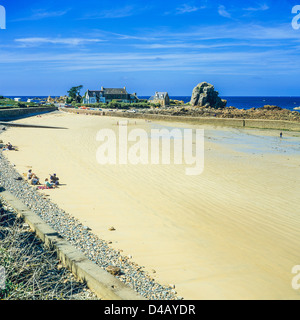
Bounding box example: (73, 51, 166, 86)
(101, 86, 103, 91)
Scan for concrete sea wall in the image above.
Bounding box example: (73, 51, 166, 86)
(0, 107, 58, 121)
(60, 107, 300, 132)
(243, 119, 300, 131)
(0, 189, 144, 300)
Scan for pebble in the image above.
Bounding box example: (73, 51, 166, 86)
(0, 149, 181, 301)
(106, 266, 121, 276)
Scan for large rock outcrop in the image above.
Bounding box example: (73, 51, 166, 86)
(190, 82, 227, 108)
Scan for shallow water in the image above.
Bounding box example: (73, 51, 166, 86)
(150, 122, 300, 156)
(207, 128, 300, 156)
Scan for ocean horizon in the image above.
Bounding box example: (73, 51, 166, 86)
(6, 96, 300, 113)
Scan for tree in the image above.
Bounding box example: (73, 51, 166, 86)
(67, 85, 83, 103)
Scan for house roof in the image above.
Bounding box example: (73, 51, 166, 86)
(149, 92, 169, 100)
(87, 90, 102, 96)
(86, 88, 129, 95)
(102, 88, 128, 95)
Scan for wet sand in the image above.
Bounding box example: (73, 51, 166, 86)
(2, 111, 300, 300)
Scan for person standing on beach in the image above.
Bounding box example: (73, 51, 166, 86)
(280, 132, 283, 138)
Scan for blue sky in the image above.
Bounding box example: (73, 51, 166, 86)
(0, 0, 300, 96)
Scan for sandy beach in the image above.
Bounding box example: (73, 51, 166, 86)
(1, 111, 300, 300)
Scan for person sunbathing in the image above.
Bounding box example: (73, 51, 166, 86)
(50, 173, 60, 186)
(31, 175, 40, 185)
(3, 142, 15, 151)
(37, 178, 57, 190)
(44, 178, 55, 188)
(6, 142, 13, 150)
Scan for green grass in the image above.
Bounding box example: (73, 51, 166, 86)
(0, 98, 54, 109)
(0, 201, 96, 300)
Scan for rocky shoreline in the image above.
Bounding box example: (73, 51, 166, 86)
(0, 150, 180, 300)
(144, 105, 300, 122)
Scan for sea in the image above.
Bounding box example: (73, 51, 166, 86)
(6, 96, 300, 112)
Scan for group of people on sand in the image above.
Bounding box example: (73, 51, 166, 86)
(2, 142, 17, 151)
(27, 169, 60, 189)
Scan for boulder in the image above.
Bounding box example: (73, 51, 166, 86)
(261, 105, 282, 111)
(190, 82, 227, 109)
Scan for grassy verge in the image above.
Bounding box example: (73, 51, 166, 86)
(0, 198, 97, 300)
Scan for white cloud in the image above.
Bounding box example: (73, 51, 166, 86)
(164, 3, 206, 15)
(81, 6, 136, 19)
(15, 37, 104, 46)
(1, 48, 299, 76)
(134, 41, 282, 49)
(140, 23, 299, 41)
(244, 3, 269, 12)
(218, 5, 231, 18)
(175, 4, 204, 15)
(13, 9, 69, 21)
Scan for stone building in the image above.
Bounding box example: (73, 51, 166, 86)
(148, 92, 170, 107)
(83, 87, 138, 104)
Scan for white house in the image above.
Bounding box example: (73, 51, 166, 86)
(83, 87, 138, 104)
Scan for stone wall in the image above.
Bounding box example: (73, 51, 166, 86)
(244, 119, 300, 131)
(59, 108, 104, 116)
(0, 107, 58, 121)
(59, 108, 300, 132)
